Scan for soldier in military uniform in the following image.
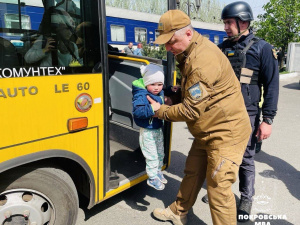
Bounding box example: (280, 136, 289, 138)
(201, 1, 279, 222)
(147, 9, 252, 225)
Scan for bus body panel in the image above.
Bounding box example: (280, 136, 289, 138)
(0, 128, 102, 202)
(0, 74, 103, 147)
(0, 73, 104, 201)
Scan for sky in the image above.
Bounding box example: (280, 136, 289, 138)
(219, 0, 269, 20)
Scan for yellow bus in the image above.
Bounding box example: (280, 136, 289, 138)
(0, 0, 176, 224)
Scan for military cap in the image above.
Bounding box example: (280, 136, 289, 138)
(154, 10, 191, 44)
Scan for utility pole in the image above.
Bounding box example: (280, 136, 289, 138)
(176, 0, 201, 17)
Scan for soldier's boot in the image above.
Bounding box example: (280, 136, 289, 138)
(255, 141, 262, 153)
(153, 207, 187, 225)
(237, 199, 252, 222)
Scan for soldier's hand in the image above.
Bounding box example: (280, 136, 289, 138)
(147, 95, 161, 112)
(256, 122, 272, 142)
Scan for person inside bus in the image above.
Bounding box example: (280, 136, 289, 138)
(75, 21, 101, 67)
(0, 37, 20, 68)
(56, 0, 80, 16)
(24, 7, 80, 67)
(132, 64, 168, 191)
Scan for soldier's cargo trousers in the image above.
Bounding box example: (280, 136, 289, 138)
(169, 137, 248, 225)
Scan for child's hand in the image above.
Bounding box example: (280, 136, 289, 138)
(171, 85, 181, 92)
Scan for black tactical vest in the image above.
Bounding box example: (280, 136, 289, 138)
(223, 38, 260, 85)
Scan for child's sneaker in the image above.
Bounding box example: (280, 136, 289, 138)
(157, 171, 168, 184)
(147, 177, 165, 190)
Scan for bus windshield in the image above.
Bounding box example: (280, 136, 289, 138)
(0, 0, 100, 77)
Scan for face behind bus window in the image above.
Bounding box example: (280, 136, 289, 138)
(0, 0, 101, 78)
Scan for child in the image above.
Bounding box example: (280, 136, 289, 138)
(132, 64, 167, 190)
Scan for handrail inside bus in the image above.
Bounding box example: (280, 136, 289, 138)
(108, 54, 150, 65)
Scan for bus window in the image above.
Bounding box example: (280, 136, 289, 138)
(135, 27, 147, 43)
(214, 35, 219, 44)
(0, 0, 101, 75)
(5, 14, 31, 36)
(110, 25, 125, 42)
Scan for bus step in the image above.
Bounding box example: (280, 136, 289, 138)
(109, 170, 120, 189)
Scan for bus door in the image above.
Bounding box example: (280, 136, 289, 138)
(105, 54, 173, 197)
(104, 3, 174, 196)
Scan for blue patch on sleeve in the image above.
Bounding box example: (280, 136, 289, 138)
(188, 83, 202, 100)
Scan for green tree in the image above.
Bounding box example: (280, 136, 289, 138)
(106, 0, 168, 14)
(180, 0, 224, 23)
(253, 0, 300, 66)
(106, 0, 224, 23)
(142, 41, 167, 60)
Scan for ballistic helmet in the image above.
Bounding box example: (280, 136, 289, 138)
(221, 1, 254, 21)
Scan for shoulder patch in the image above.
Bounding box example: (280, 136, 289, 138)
(272, 49, 278, 59)
(227, 50, 235, 57)
(188, 83, 204, 100)
(188, 82, 208, 101)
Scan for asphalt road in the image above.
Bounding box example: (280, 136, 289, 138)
(76, 73, 300, 225)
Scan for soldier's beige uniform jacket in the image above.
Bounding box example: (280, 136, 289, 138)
(158, 31, 251, 150)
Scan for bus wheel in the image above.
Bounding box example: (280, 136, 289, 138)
(0, 167, 78, 225)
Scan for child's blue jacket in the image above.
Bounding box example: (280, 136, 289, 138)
(132, 78, 164, 129)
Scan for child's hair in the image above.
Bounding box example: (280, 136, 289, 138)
(140, 64, 164, 86)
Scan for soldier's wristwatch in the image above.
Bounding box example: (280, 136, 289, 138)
(263, 118, 273, 125)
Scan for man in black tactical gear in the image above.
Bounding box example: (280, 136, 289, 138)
(201, 1, 279, 222)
